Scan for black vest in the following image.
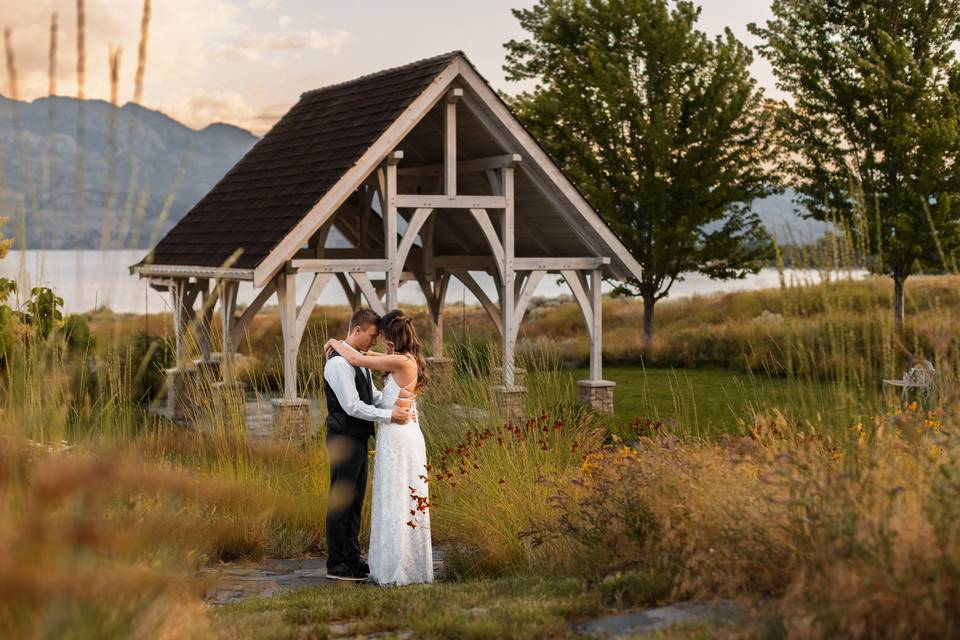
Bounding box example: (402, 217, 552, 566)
(323, 352, 375, 440)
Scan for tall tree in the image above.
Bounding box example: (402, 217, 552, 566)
(504, 0, 776, 347)
(750, 0, 960, 329)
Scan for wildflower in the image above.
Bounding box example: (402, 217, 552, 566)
(908, 401, 919, 411)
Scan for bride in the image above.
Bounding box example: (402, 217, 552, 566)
(325, 309, 434, 586)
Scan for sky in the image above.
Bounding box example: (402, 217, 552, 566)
(0, 0, 780, 136)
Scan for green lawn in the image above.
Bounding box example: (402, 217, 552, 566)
(212, 576, 601, 639)
(558, 366, 873, 436)
(210, 573, 750, 639)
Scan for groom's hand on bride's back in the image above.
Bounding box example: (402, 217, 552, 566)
(391, 406, 415, 424)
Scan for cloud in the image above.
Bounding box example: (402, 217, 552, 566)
(0, 0, 350, 133)
(0, 0, 249, 102)
(161, 89, 258, 130)
(210, 29, 349, 60)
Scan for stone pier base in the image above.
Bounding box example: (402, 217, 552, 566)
(165, 366, 206, 422)
(271, 399, 311, 447)
(491, 385, 527, 423)
(192, 357, 221, 384)
(501, 367, 526, 387)
(577, 379, 616, 414)
(164, 367, 189, 421)
(426, 356, 454, 399)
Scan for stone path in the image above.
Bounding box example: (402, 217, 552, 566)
(576, 600, 745, 637)
(203, 552, 748, 637)
(201, 548, 448, 605)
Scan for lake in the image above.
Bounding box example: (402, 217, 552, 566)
(0, 250, 866, 314)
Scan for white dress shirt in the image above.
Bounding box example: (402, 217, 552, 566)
(323, 340, 394, 423)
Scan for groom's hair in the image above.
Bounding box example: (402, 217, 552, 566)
(349, 307, 381, 332)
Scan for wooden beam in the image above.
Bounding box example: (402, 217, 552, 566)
(394, 194, 506, 209)
(291, 259, 390, 273)
(385, 157, 399, 310)
(295, 273, 332, 345)
(500, 166, 517, 387)
(197, 279, 217, 361)
(589, 268, 603, 380)
(484, 167, 553, 257)
(169, 279, 187, 366)
(230, 280, 276, 351)
(444, 89, 460, 196)
(335, 273, 361, 311)
(397, 207, 433, 272)
(514, 257, 611, 271)
(219, 280, 240, 384)
(561, 270, 593, 342)
(510, 270, 546, 345)
(350, 272, 386, 316)
(275, 270, 299, 401)
(399, 153, 522, 178)
(468, 208, 505, 281)
(450, 269, 503, 336)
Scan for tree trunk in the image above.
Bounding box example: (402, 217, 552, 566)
(642, 289, 656, 351)
(893, 273, 906, 331)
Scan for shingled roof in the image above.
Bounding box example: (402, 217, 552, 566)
(139, 51, 462, 270)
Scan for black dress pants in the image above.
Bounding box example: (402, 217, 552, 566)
(325, 432, 368, 571)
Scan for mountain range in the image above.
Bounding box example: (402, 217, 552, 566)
(0, 95, 825, 250)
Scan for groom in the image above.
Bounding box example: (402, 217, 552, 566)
(323, 307, 413, 582)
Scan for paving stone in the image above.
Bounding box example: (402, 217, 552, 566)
(577, 600, 742, 637)
(203, 548, 448, 605)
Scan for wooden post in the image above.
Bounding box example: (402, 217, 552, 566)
(275, 268, 299, 401)
(444, 90, 460, 196)
(170, 278, 187, 366)
(590, 267, 603, 380)
(384, 152, 401, 310)
(197, 279, 215, 362)
(219, 280, 239, 385)
(500, 166, 516, 387)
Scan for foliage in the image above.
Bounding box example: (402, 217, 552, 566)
(118, 330, 174, 403)
(505, 0, 776, 344)
(21, 286, 64, 339)
(750, 0, 960, 327)
(59, 313, 96, 353)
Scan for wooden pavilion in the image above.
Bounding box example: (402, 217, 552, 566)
(131, 51, 642, 428)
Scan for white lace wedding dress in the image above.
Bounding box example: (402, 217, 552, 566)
(367, 369, 434, 585)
